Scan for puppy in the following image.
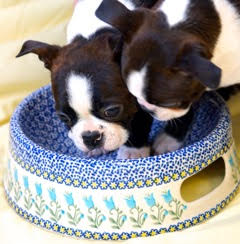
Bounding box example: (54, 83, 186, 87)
(16, 0, 153, 159)
(96, 0, 240, 154)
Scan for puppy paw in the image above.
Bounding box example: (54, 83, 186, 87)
(152, 133, 183, 155)
(117, 146, 150, 159)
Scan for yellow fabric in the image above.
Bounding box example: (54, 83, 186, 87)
(0, 0, 240, 243)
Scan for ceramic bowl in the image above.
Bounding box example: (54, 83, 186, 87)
(4, 85, 240, 241)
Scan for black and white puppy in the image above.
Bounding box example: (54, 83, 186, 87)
(16, 0, 153, 159)
(96, 0, 240, 154)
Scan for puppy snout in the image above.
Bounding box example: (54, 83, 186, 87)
(82, 130, 103, 150)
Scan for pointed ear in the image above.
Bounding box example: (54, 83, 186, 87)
(178, 45, 221, 89)
(16, 40, 60, 70)
(95, 0, 142, 42)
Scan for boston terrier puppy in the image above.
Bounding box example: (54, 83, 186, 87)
(96, 0, 240, 154)
(16, 0, 153, 159)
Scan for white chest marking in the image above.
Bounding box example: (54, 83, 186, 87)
(67, 0, 135, 43)
(67, 73, 92, 118)
(212, 0, 240, 87)
(159, 0, 190, 26)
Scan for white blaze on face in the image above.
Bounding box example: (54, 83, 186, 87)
(67, 73, 129, 153)
(159, 0, 190, 26)
(126, 67, 189, 121)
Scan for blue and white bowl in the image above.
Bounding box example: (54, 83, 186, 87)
(4, 85, 240, 241)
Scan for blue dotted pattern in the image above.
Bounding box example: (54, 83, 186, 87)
(10, 85, 232, 184)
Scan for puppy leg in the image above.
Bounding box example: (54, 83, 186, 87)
(117, 107, 153, 159)
(153, 108, 194, 155)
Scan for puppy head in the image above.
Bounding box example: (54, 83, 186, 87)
(16, 35, 138, 154)
(96, 0, 222, 121)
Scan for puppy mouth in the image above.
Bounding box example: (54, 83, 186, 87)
(86, 148, 108, 157)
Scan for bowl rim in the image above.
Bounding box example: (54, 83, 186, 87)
(10, 85, 231, 166)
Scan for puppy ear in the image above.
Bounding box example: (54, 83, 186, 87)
(16, 40, 60, 70)
(178, 45, 221, 89)
(95, 0, 142, 42)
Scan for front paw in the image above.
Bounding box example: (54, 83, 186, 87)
(152, 133, 183, 155)
(117, 146, 150, 159)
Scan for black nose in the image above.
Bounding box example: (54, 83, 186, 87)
(82, 131, 103, 150)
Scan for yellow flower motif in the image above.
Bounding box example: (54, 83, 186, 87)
(81, 181, 87, 187)
(207, 159, 212, 165)
(199, 215, 204, 222)
(193, 218, 198, 225)
(40, 220, 44, 227)
(188, 168, 194, 174)
(150, 230, 157, 236)
(195, 165, 200, 171)
(21, 161, 25, 167)
(75, 231, 81, 237)
(130, 233, 137, 238)
(154, 177, 161, 185)
(34, 218, 39, 224)
(30, 167, 35, 173)
(29, 216, 33, 222)
(43, 172, 48, 178)
(172, 173, 179, 180)
(110, 182, 117, 189)
(178, 223, 184, 230)
(50, 174, 55, 180)
(25, 164, 29, 170)
(91, 182, 98, 188)
(185, 221, 191, 227)
(24, 213, 28, 219)
(212, 155, 216, 161)
(46, 223, 51, 229)
(60, 227, 66, 233)
(119, 182, 125, 189)
(93, 233, 100, 240)
(221, 202, 225, 208)
(211, 210, 216, 216)
(230, 195, 233, 201)
(73, 179, 80, 186)
(128, 181, 134, 188)
(180, 171, 187, 178)
(141, 232, 147, 237)
(201, 162, 206, 168)
(136, 180, 143, 187)
(53, 225, 58, 231)
(205, 212, 210, 219)
(16, 207, 19, 213)
(221, 149, 224, 155)
(217, 206, 221, 212)
(85, 232, 91, 239)
(170, 226, 176, 232)
(146, 179, 153, 186)
(19, 210, 23, 215)
(112, 234, 119, 240)
(67, 229, 73, 235)
(65, 178, 71, 185)
(163, 175, 170, 183)
(36, 169, 41, 176)
(57, 176, 63, 183)
(224, 146, 227, 152)
(102, 233, 109, 240)
(101, 182, 107, 189)
(121, 234, 128, 240)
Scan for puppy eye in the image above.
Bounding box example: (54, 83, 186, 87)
(56, 112, 72, 126)
(103, 105, 123, 120)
